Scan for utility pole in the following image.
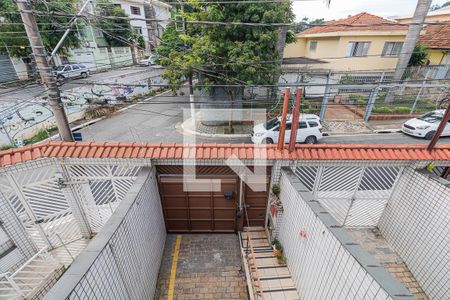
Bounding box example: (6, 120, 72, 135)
(392, 0, 433, 82)
(17, 0, 73, 142)
(179, 1, 195, 121)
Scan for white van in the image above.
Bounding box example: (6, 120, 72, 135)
(251, 114, 324, 144)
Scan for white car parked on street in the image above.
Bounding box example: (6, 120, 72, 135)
(54, 64, 90, 80)
(139, 55, 158, 66)
(402, 109, 450, 140)
(251, 114, 324, 144)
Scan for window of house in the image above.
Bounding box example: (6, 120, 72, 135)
(309, 41, 318, 52)
(133, 27, 143, 35)
(130, 6, 141, 15)
(382, 42, 403, 56)
(346, 42, 370, 57)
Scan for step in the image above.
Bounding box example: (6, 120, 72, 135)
(263, 289, 301, 300)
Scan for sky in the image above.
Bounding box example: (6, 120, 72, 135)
(292, 0, 449, 21)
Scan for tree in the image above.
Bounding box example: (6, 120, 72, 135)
(94, 1, 135, 47)
(0, 0, 81, 75)
(158, 1, 294, 105)
(292, 17, 325, 33)
(408, 43, 429, 66)
(430, 1, 450, 10)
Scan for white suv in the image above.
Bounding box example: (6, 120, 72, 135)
(54, 64, 90, 80)
(251, 114, 324, 144)
(402, 109, 450, 140)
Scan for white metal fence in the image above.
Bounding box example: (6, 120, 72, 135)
(43, 167, 166, 300)
(379, 168, 450, 300)
(278, 168, 415, 300)
(294, 165, 401, 227)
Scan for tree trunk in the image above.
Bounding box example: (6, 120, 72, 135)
(386, 0, 432, 103)
(226, 88, 235, 133)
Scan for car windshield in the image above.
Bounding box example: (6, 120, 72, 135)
(417, 112, 443, 123)
(55, 65, 65, 71)
(264, 118, 280, 130)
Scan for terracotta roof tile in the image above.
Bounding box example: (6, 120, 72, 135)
(0, 142, 449, 167)
(419, 24, 450, 49)
(299, 12, 407, 36)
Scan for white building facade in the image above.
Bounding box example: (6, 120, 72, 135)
(113, 0, 172, 50)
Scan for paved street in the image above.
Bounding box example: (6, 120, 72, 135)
(78, 90, 450, 145)
(0, 65, 162, 104)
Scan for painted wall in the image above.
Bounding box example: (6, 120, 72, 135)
(428, 50, 449, 65)
(277, 169, 414, 300)
(379, 168, 450, 300)
(115, 0, 150, 47)
(284, 33, 406, 71)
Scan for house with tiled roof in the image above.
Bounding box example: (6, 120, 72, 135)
(396, 6, 450, 78)
(284, 12, 409, 71)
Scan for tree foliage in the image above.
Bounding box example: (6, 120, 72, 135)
(158, 0, 294, 98)
(292, 17, 325, 33)
(409, 43, 429, 67)
(0, 0, 81, 58)
(430, 1, 450, 11)
(94, 0, 144, 48)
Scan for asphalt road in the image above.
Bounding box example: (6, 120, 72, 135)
(78, 90, 450, 145)
(0, 65, 162, 103)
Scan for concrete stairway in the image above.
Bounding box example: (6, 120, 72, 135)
(240, 227, 301, 300)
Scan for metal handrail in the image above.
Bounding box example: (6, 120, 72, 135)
(11, 247, 49, 277)
(246, 234, 265, 300)
(0, 272, 25, 297)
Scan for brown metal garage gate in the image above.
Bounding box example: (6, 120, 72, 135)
(157, 166, 270, 232)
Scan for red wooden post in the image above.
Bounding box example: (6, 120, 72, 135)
(277, 88, 291, 150)
(288, 88, 302, 152)
(427, 101, 450, 151)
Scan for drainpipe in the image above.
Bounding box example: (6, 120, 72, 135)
(277, 88, 290, 150)
(288, 88, 302, 152)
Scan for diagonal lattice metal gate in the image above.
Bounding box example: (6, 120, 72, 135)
(294, 165, 401, 226)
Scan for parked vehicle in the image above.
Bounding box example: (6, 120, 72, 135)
(251, 114, 323, 144)
(402, 109, 450, 140)
(139, 55, 158, 66)
(54, 64, 90, 80)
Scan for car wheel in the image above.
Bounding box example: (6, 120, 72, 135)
(305, 136, 317, 144)
(425, 131, 436, 140)
(56, 75, 64, 80)
(81, 72, 88, 78)
(264, 138, 274, 144)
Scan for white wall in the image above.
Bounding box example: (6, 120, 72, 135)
(116, 0, 150, 44)
(44, 167, 166, 300)
(278, 169, 414, 300)
(379, 168, 450, 300)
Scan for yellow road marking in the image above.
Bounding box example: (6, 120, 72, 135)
(167, 235, 182, 300)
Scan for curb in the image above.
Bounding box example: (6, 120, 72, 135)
(181, 119, 250, 138)
(373, 129, 402, 134)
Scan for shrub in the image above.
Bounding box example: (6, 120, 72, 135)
(0, 144, 14, 151)
(394, 106, 411, 114)
(272, 184, 280, 197)
(356, 99, 366, 105)
(372, 106, 394, 114)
